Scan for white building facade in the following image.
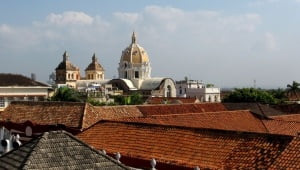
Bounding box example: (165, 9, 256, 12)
(0, 74, 51, 111)
(176, 79, 221, 102)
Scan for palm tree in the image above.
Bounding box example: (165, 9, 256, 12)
(286, 81, 300, 100)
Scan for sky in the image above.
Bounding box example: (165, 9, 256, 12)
(1, 0, 300, 89)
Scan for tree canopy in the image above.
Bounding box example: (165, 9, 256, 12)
(51, 86, 84, 102)
(286, 81, 300, 99)
(223, 88, 277, 104)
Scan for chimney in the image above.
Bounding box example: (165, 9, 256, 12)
(31, 73, 36, 81)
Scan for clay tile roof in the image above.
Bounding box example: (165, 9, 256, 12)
(91, 105, 143, 120)
(263, 119, 300, 136)
(269, 137, 300, 169)
(0, 101, 86, 129)
(0, 73, 49, 87)
(137, 103, 227, 116)
(0, 101, 144, 131)
(146, 97, 199, 104)
(271, 114, 300, 122)
(0, 130, 130, 170)
(77, 121, 293, 169)
(223, 103, 283, 117)
(116, 110, 268, 133)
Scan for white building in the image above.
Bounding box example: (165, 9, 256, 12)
(176, 79, 221, 102)
(117, 32, 176, 97)
(56, 32, 176, 98)
(0, 74, 51, 111)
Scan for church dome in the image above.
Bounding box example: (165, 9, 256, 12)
(85, 53, 104, 71)
(120, 32, 150, 64)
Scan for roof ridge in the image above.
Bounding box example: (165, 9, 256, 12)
(80, 102, 90, 130)
(147, 109, 251, 117)
(20, 134, 44, 168)
(101, 120, 294, 137)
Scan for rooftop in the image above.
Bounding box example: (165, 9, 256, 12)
(0, 130, 129, 170)
(137, 103, 227, 116)
(116, 110, 268, 133)
(77, 121, 294, 169)
(0, 73, 49, 87)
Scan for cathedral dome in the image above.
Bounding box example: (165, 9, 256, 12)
(120, 32, 150, 64)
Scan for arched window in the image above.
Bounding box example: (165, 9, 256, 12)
(167, 85, 172, 97)
(135, 71, 139, 78)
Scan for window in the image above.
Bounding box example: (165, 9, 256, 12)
(179, 86, 182, 94)
(135, 71, 139, 78)
(125, 71, 128, 79)
(0, 97, 5, 107)
(167, 85, 172, 97)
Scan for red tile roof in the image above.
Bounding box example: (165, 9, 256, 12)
(0, 101, 86, 129)
(271, 114, 300, 122)
(263, 119, 300, 136)
(116, 110, 268, 133)
(269, 137, 300, 169)
(223, 103, 283, 117)
(137, 103, 227, 116)
(0, 101, 143, 131)
(91, 105, 143, 120)
(145, 97, 199, 104)
(77, 121, 293, 169)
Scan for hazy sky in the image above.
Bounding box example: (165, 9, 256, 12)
(1, 0, 300, 88)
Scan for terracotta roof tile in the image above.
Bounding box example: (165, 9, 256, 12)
(0, 101, 86, 129)
(146, 97, 199, 104)
(77, 121, 293, 169)
(271, 114, 300, 122)
(223, 103, 283, 117)
(0, 102, 143, 132)
(116, 110, 268, 133)
(263, 119, 300, 136)
(91, 105, 143, 120)
(269, 137, 300, 169)
(137, 103, 227, 116)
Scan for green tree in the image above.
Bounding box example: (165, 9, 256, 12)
(223, 88, 276, 104)
(286, 81, 300, 99)
(51, 87, 83, 102)
(113, 92, 144, 105)
(130, 92, 143, 105)
(87, 98, 106, 106)
(268, 88, 287, 103)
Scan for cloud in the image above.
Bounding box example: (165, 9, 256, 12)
(0, 24, 12, 33)
(1, 6, 292, 88)
(46, 11, 94, 25)
(113, 12, 140, 25)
